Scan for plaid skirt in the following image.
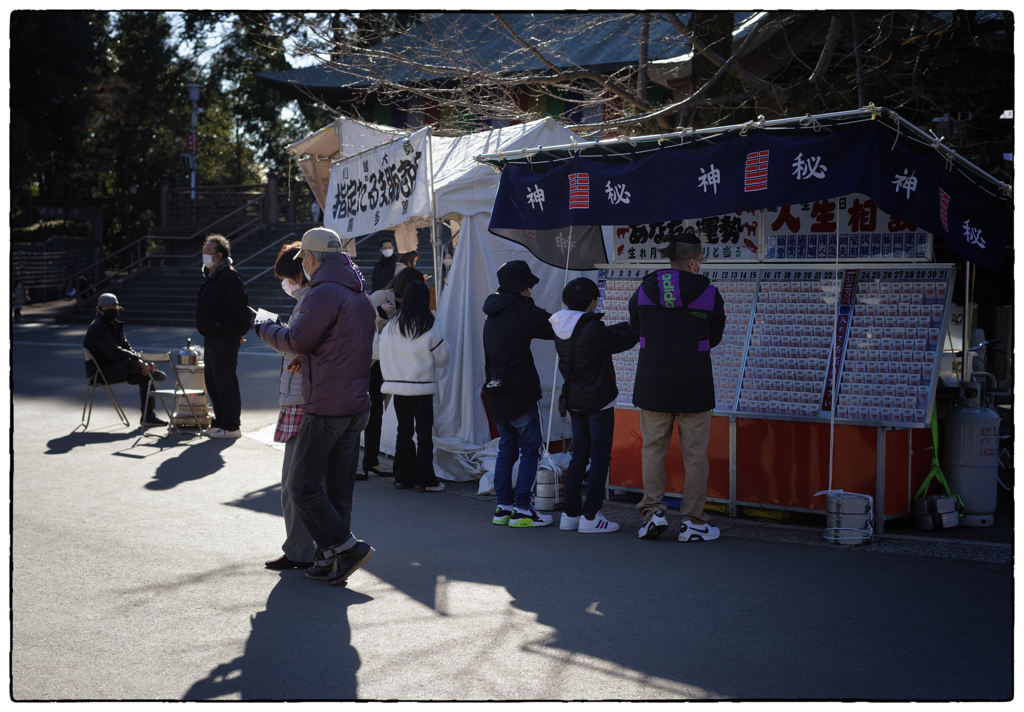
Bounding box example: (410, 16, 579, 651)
(274, 405, 303, 443)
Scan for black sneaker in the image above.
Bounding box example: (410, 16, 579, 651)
(305, 562, 331, 580)
(326, 540, 375, 586)
(141, 411, 168, 427)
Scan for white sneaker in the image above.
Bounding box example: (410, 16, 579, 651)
(638, 510, 669, 539)
(678, 521, 721, 542)
(508, 506, 553, 528)
(207, 428, 242, 439)
(560, 513, 581, 531)
(579, 511, 619, 534)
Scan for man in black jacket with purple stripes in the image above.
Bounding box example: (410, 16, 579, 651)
(628, 228, 726, 544)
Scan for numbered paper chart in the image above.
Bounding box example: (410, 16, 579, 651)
(597, 264, 954, 428)
(707, 270, 758, 411)
(735, 270, 846, 419)
(597, 267, 646, 406)
(837, 267, 951, 425)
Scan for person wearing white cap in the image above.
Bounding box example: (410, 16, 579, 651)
(254, 227, 378, 587)
(196, 234, 251, 439)
(83, 293, 168, 427)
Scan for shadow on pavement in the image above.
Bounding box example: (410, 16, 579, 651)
(145, 439, 238, 490)
(45, 429, 140, 454)
(184, 575, 372, 700)
(225, 483, 284, 518)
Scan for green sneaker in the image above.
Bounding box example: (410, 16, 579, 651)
(492, 507, 513, 525)
(508, 506, 553, 528)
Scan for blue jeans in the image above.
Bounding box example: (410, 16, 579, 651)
(287, 410, 370, 555)
(565, 408, 615, 517)
(494, 406, 543, 511)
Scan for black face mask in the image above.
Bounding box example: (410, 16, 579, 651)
(101, 310, 119, 323)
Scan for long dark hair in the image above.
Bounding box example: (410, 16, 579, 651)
(394, 280, 434, 339)
(386, 266, 425, 299)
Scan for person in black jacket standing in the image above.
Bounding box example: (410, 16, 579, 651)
(628, 227, 726, 543)
(550, 278, 637, 534)
(370, 237, 397, 293)
(482, 260, 555, 528)
(196, 234, 251, 439)
(83, 293, 168, 427)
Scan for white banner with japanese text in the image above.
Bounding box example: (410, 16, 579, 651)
(325, 126, 431, 238)
(764, 193, 932, 261)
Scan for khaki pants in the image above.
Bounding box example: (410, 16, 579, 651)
(636, 409, 712, 525)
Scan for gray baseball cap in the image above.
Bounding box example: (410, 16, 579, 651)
(97, 293, 119, 307)
(294, 227, 343, 259)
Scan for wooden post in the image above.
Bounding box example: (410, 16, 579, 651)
(266, 170, 278, 225)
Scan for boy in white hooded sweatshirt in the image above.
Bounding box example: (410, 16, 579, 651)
(549, 277, 638, 533)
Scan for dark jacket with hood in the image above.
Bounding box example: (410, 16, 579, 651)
(628, 268, 726, 413)
(257, 253, 375, 418)
(196, 259, 252, 337)
(83, 315, 141, 379)
(482, 292, 554, 423)
(551, 311, 638, 414)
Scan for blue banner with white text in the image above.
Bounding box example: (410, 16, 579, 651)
(489, 122, 1010, 270)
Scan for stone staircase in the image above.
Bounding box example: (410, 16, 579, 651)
(65, 226, 435, 327)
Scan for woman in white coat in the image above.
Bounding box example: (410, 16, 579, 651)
(379, 280, 450, 491)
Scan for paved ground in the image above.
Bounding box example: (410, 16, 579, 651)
(8, 315, 1015, 701)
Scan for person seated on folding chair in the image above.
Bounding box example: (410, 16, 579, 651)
(83, 293, 168, 427)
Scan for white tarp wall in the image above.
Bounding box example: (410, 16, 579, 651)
(372, 118, 610, 482)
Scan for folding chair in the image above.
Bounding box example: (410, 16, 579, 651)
(81, 348, 131, 430)
(139, 351, 207, 438)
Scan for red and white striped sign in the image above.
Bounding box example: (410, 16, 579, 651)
(569, 173, 590, 209)
(938, 188, 950, 231)
(744, 150, 769, 192)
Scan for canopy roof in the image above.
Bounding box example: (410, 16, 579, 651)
(480, 108, 1012, 271)
(286, 117, 405, 159)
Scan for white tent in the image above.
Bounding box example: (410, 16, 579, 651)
(290, 116, 611, 482)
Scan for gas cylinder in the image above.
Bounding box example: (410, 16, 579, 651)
(943, 385, 1001, 527)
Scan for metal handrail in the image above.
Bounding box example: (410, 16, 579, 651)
(60, 233, 193, 289)
(236, 232, 299, 269)
(183, 195, 264, 241)
(240, 230, 380, 286)
(60, 195, 266, 295)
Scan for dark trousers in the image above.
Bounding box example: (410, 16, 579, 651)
(101, 359, 151, 410)
(204, 334, 241, 431)
(565, 407, 616, 517)
(392, 394, 437, 488)
(288, 410, 370, 554)
(362, 361, 385, 470)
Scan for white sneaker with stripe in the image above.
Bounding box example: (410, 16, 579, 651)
(578, 511, 619, 534)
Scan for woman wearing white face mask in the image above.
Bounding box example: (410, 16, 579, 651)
(263, 241, 317, 571)
(371, 237, 397, 293)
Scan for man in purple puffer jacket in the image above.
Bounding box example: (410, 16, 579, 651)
(255, 227, 377, 587)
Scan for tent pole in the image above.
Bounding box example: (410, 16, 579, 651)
(476, 108, 877, 163)
(545, 225, 575, 455)
(963, 260, 972, 383)
(426, 127, 441, 301)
